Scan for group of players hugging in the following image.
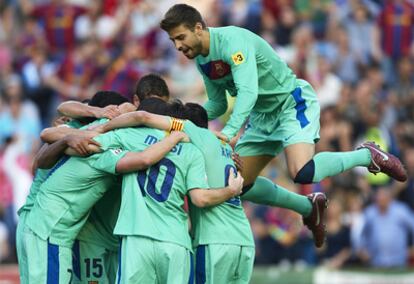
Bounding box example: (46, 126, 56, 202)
(16, 4, 406, 284)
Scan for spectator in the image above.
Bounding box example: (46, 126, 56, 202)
(390, 56, 414, 121)
(358, 186, 414, 268)
(309, 54, 342, 109)
(331, 25, 359, 84)
(0, 75, 41, 154)
(165, 52, 205, 104)
(317, 197, 352, 269)
(21, 47, 57, 128)
(74, 0, 129, 46)
(397, 145, 414, 211)
(101, 40, 143, 100)
(377, 0, 414, 85)
(317, 105, 352, 153)
(343, 3, 381, 66)
(45, 38, 101, 101)
(20, 0, 87, 60)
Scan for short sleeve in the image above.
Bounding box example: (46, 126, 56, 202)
(93, 130, 122, 151)
(185, 149, 209, 190)
(91, 148, 128, 174)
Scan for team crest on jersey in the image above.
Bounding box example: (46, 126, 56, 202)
(111, 148, 123, 155)
(199, 60, 231, 80)
(231, 52, 245, 65)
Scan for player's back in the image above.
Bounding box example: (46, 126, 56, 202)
(196, 25, 296, 100)
(26, 153, 120, 247)
(96, 127, 208, 250)
(76, 181, 122, 251)
(183, 121, 254, 247)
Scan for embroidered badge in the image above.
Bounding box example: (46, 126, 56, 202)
(231, 52, 245, 65)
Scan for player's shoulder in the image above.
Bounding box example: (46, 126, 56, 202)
(80, 118, 109, 130)
(181, 142, 204, 158)
(214, 26, 252, 40)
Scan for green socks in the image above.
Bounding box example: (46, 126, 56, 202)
(312, 149, 371, 182)
(240, 149, 372, 217)
(241, 176, 312, 217)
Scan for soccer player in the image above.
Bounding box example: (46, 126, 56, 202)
(46, 77, 170, 283)
(22, 128, 187, 283)
(18, 91, 178, 283)
(95, 102, 255, 283)
(70, 77, 171, 283)
(160, 4, 407, 247)
(91, 102, 243, 284)
(16, 90, 128, 283)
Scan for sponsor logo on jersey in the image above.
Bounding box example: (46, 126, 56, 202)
(199, 60, 231, 80)
(231, 52, 245, 65)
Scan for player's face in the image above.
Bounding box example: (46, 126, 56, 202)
(168, 24, 203, 59)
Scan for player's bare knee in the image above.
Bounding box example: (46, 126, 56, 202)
(242, 175, 257, 187)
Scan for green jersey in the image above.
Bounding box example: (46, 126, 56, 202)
(196, 26, 297, 139)
(66, 119, 84, 129)
(26, 149, 127, 247)
(183, 121, 254, 247)
(75, 118, 122, 251)
(76, 182, 122, 251)
(95, 127, 209, 251)
(17, 119, 88, 216)
(17, 169, 49, 216)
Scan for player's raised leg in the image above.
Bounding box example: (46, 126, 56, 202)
(287, 139, 407, 183)
(239, 155, 326, 247)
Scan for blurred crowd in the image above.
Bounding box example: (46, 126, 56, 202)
(1, 0, 414, 270)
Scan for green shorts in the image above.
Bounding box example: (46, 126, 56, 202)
(16, 210, 28, 283)
(236, 79, 320, 157)
(72, 239, 119, 284)
(117, 236, 193, 284)
(195, 244, 255, 284)
(22, 227, 73, 283)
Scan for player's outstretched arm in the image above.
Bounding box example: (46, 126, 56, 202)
(189, 168, 243, 208)
(94, 111, 173, 133)
(40, 126, 97, 144)
(36, 135, 101, 169)
(115, 131, 189, 173)
(58, 101, 121, 120)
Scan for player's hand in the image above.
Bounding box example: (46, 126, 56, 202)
(170, 131, 190, 143)
(229, 136, 239, 150)
(213, 131, 229, 142)
(65, 134, 101, 156)
(96, 105, 121, 120)
(87, 124, 105, 133)
(53, 116, 71, 127)
(232, 152, 244, 173)
(227, 168, 243, 197)
(82, 130, 100, 139)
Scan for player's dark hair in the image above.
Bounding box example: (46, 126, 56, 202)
(135, 74, 169, 102)
(137, 97, 170, 115)
(160, 4, 206, 32)
(88, 90, 128, 108)
(184, 103, 208, 128)
(166, 99, 187, 119)
(78, 91, 128, 124)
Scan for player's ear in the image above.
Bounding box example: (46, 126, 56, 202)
(194, 23, 203, 35)
(133, 95, 140, 108)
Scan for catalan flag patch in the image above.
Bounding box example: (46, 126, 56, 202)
(170, 118, 185, 132)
